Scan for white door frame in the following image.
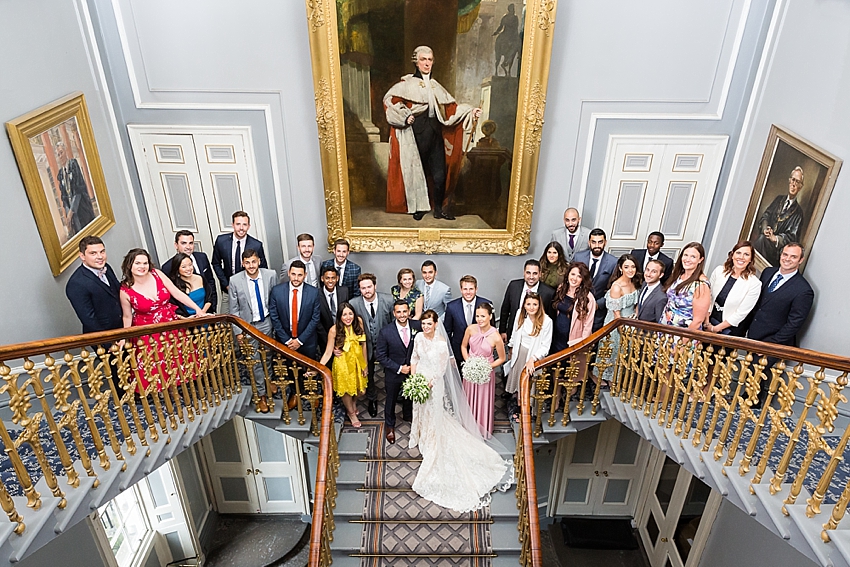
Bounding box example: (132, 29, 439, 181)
(127, 124, 273, 263)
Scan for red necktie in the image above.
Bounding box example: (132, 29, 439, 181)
(291, 288, 299, 338)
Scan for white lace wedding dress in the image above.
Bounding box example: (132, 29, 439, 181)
(409, 333, 513, 512)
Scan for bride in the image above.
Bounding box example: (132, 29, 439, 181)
(409, 309, 514, 512)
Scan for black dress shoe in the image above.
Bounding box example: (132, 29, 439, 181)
(386, 428, 395, 444)
(368, 400, 378, 417)
(402, 414, 413, 423)
(439, 211, 456, 220)
(412, 211, 427, 221)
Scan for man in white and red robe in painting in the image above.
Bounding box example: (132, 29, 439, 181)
(384, 45, 481, 220)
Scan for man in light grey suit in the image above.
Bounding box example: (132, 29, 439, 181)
(550, 207, 590, 262)
(230, 248, 278, 413)
(573, 228, 618, 331)
(351, 273, 394, 417)
(416, 260, 452, 318)
(280, 233, 322, 288)
(636, 259, 667, 324)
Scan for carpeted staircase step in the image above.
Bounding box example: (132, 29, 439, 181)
(359, 488, 489, 522)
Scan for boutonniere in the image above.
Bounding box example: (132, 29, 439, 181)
(410, 328, 418, 336)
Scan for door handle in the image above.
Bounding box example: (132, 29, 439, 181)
(594, 471, 599, 476)
(247, 468, 254, 475)
(602, 471, 609, 477)
(661, 537, 668, 543)
(254, 469, 262, 475)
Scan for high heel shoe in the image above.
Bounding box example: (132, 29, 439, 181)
(347, 411, 361, 428)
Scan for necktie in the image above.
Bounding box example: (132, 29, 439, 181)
(291, 288, 299, 337)
(466, 303, 473, 325)
(424, 284, 431, 306)
(336, 266, 342, 281)
(329, 292, 336, 321)
(233, 240, 242, 276)
(568, 233, 575, 249)
(401, 326, 409, 347)
(370, 302, 375, 318)
(767, 273, 784, 293)
(252, 278, 265, 321)
(638, 286, 648, 309)
(590, 258, 599, 279)
(97, 268, 109, 286)
(781, 199, 791, 214)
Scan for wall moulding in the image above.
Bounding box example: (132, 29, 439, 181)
(305, 0, 559, 254)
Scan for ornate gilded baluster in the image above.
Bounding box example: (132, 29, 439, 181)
(272, 358, 294, 425)
(692, 347, 724, 447)
(189, 329, 208, 414)
(237, 334, 260, 409)
(96, 346, 136, 456)
(700, 350, 738, 451)
(15, 413, 66, 508)
(739, 359, 784, 475)
(200, 329, 222, 406)
(259, 347, 275, 413)
(713, 353, 753, 461)
(61, 353, 111, 470)
(115, 345, 153, 447)
(751, 364, 801, 487)
(624, 328, 644, 405)
(223, 324, 241, 397)
(615, 326, 634, 399)
(577, 355, 592, 416)
(179, 330, 200, 417)
(783, 422, 828, 515)
(0, 366, 42, 509)
(532, 370, 551, 437)
(0, 477, 24, 534)
(302, 370, 322, 436)
(148, 336, 180, 431)
(723, 356, 766, 468)
(770, 368, 826, 494)
(557, 360, 579, 426)
(165, 332, 192, 423)
(23, 358, 80, 487)
(681, 344, 712, 440)
(78, 351, 126, 469)
(807, 373, 850, 517)
(675, 342, 704, 437)
(639, 333, 664, 413)
(663, 338, 690, 428)
(823, 465, 850, 540)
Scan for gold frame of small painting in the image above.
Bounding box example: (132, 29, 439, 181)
(7, 92, 115, 276)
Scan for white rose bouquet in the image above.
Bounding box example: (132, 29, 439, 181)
(402, 373, 431, 404)
(462, 356, 492, 385)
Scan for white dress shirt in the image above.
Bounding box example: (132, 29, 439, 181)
(301, 256, 318, 287)
(769, 269, 797, 292)
(232, 236, 247, 274)
(462, 298, 477, 325)
(246, 272, 266, 322)
(334, 260, 347, 283)
(85, 265, 110, 285)
(396, 321, 411, 344)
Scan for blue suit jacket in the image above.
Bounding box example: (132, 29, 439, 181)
(65, 264, 123, 334)
(212, 233, 267, 290)
(375, 320, 422, 384)
(162, 251, 218, 313)
(746, 268, 814, 346)
(269, 282, 321, 359)
(443, 296, 491, 364)
(319, 259, 362, 297)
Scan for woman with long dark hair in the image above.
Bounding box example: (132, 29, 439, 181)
(505, 293, 553, 396)
(550, 262, 596, 354)
(601, 254, 642, 380)
(539, 241, 569, 289)
(661, 242, 711, 331)
(319, 302, 368, 427)
(167, 252, 213, 316)
(704, 241, 761, 336)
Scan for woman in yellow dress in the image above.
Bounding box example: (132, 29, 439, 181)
(319, 302, 368, 427)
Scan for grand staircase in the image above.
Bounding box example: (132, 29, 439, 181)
(3, 315, 850, 567)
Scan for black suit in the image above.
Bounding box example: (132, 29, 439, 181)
(317, 285, 350, 355)
(375, 320, 422, 428)
(747, 268, 814, 346)
(65, 264, 123, 334)
(629, 249, 674, 280)
(212, 233, 267, 291)
(636, 283, 667, 324)
(498, 280, 556, 343)
(443, 296, 492, 367)
(162, 251, 218, 313)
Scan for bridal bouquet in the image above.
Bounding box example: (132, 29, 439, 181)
(462, 356, 492, 385)
(402, 373, 431, 404)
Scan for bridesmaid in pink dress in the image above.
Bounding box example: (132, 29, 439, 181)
(119, 249, 206, 391)
(460, 303, 507, 437)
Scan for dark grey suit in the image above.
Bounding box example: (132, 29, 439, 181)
(636, 283, 667, 324)
(351, 292, 394, 402)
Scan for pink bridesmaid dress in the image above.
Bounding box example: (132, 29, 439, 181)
(463, 327, 497, 437)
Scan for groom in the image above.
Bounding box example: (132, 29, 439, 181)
(375, 300, 421, 444)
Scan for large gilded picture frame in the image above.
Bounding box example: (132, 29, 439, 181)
(306, 0, 557, 254)
(6, 92, 115, 276)
(739, 124, 841, 272)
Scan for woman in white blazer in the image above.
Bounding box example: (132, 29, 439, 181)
(704, 241, 762, 336)
(505, 292, 553, 396)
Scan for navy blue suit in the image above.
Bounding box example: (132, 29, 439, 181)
(747, 268, 814, 346)
(212, 233, 267, 291)
(319, 259, 362, 298)
(375, 320, 422, 427)
(443, 296, 492, 366)
(65, 264, 123, 334)
(162, 251, 218, 313)
(269, 282, 321, 360)
(573, 250, 617, 331)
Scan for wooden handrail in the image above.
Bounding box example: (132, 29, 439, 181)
(518, 366, 543, 566)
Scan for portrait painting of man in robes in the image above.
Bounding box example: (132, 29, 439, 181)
(741, 125, 841, 271)
(337, 0, 523, 230)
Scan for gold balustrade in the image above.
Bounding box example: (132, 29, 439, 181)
(0, 314, 337, 564)
(516, 318, 850, 564)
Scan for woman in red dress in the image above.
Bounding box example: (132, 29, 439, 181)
(119, 249, 206, 391)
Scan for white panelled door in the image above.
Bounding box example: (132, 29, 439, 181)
(597, 135, 728, 259)
(128, 127, 265, 266)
